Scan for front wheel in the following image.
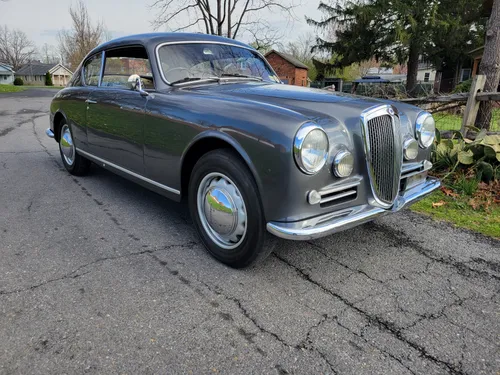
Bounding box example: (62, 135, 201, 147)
(59, 122, 90, 176)
(188, 149, 273, 268)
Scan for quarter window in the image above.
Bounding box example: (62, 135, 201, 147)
(84, 54, 102, 86)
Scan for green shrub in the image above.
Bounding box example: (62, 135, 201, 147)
(13, 77, 23, 86)
(45, 72, 53, 86)
(453, 79, 472, 93)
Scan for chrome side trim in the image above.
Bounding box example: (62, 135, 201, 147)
(267, 177, 440, 240)
(75, 148, 181, 195)
(45, 128, 54, 139)
(154, 40, 280, 86)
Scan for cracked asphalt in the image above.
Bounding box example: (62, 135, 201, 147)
(0, 89, 499, 375)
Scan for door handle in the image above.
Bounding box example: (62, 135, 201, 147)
(85, 99, 97, 104)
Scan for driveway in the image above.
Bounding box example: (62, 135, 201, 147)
(0, 89, 499, 375)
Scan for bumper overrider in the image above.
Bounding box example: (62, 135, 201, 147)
(267, 177, 440, 240)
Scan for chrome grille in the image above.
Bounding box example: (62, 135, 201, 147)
(361, 106, 403, 207)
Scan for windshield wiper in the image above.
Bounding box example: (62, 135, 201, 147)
(220, 73, 263, 81)
(170, 77, 220, 85)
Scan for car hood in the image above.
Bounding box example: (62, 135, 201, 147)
(184, 82, 409, 122)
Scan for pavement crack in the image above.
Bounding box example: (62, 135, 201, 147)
(372, 223, 500, 283)
(198, 280, 339, 374)
(273, 253, 466, 375)
(307, 240, 386, 284)
(0, 244, 194, 295)
(335, 318, 418, 375)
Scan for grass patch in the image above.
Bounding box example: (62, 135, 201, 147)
(434, 109, 500, 132)
(411, 189, 500, 238)
(0, 85, 26, 93)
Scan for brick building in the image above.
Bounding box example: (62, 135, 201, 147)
(265, 50, 309, 87)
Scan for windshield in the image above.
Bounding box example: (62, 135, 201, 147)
(157, 43, 280, 84)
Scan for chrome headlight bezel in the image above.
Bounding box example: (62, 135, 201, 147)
(293, 122, 329, 175)
(415, 112, 435, 148)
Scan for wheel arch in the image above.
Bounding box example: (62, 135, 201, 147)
(180, 132, 264, 202)
(52, 110, 68, 142)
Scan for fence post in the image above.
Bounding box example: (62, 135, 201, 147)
(460, 75, 486, 135)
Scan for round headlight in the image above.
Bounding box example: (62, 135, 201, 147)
(294, 123, 329, 174)
(403, 138, 419, 160)
(333, 150, 354, 177)
(415, 112, 435, 148)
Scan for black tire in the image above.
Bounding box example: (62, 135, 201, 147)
(58, 120, 91, 176)
(188, 149, 274, 268)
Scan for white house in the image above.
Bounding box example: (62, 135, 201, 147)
(15, 62, 73, 86)
(0, 63, 15, 85)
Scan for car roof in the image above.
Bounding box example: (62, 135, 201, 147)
(88, 32, 253, 56)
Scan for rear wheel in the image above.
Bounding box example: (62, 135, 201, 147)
(188, 149, 273, 268)
(59, 121, 90, 176)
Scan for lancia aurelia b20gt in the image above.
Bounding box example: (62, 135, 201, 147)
(47, 33, 440, 268)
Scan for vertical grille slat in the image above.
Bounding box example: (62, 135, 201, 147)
(365, 113, 401, 205)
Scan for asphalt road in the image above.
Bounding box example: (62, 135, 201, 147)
(0, 89, 499, 375)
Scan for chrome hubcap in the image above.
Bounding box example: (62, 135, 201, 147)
(60, 124, 75, 166)
(197, 172, 247, 249)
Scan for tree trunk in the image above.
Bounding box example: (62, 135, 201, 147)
(227, 0, 231, 38)
(475, 0, 500, 130)
(217, 0, 223, 36)
(406, 41, 419, 96)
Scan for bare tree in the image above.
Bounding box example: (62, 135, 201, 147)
(0, 26, 37, 70)
(476, 0, 500, 129)
(247, 22, 283, 53)
(39, 43, 59, 64)
(58, 0, 104, 69)
(284, 32, 315, 62)
(151, 0, 298, 40)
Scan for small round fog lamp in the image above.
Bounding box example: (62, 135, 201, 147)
(403, 138, 419, 160)
(333, 151, 354, 177)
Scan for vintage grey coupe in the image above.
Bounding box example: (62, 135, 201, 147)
(47, 33, 440, 268)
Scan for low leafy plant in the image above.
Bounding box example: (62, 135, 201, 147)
(13, 77, 23, 86)
(432, 129, 500, 182)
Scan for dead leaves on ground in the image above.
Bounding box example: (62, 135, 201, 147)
(432, 200, 447, 208)
(434, 180, 499, 211)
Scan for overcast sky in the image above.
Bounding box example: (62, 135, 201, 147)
(0, 0, 323, 49)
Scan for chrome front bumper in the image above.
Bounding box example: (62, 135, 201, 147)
(267, 177, 440, 240)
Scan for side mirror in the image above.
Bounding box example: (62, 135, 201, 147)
(135, 78, 149, 97)
(127, 74, 149, 96)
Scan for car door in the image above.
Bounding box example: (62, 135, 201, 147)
(86, 46, 152, 175)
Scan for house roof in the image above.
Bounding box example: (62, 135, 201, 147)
(265, 50, 309, 70)
(0, 62, 14, 73)
(15, 62, 72, 76)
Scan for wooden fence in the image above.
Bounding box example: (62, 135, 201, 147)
(400, 74, 500, 135)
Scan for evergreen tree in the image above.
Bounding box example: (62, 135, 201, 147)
(45, 72, 53, 86)
(308, 0, 484, 95)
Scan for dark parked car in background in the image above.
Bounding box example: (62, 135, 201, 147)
(47, 33, 440, 268)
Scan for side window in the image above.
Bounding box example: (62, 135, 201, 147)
(101, 46, 154, 90)
(84, 54, 102, 86)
